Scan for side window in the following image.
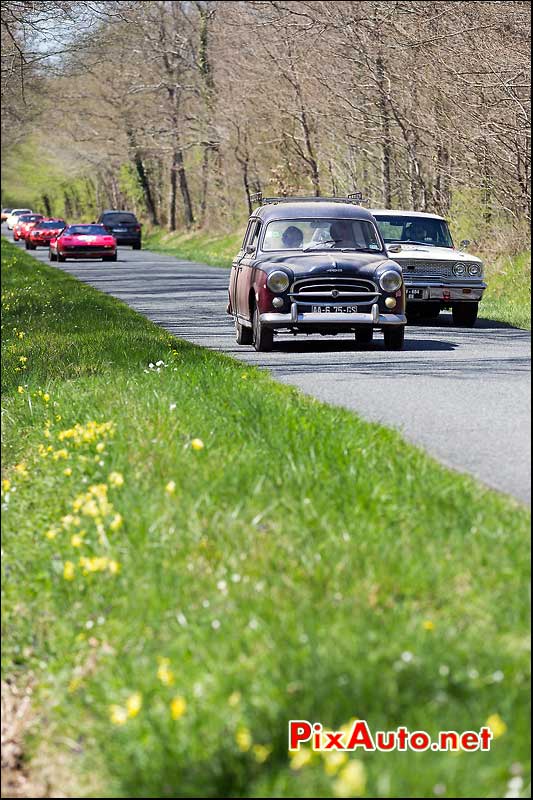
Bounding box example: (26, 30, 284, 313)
(246, 220, 261, 252)
(240, 221, 252, 251)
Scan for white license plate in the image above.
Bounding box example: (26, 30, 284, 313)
(407, 288, 426, 299)
(311, 305, 358, 313)
(114, 228, 127, 233)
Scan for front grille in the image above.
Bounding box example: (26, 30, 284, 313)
(290, 277, 378, 305)
(65, 245, 105, 251)
(398, 259, 454, 279)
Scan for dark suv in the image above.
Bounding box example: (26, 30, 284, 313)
(97, 210, 142, 249)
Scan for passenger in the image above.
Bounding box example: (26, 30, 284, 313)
(282, 225, 303, 249)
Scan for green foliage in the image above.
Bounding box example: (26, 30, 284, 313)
(144, 227, 243, 268)
(480, 251, 531, 330)
(1, 239, 530, 797)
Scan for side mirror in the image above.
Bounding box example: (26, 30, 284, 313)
(388, 243, 402, 253)
(460, 239, 470, 250)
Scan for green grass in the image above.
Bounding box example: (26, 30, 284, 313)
(479, 251, 531, 329)
(1, 238, 530, 798)
(143, 227, 242, 269)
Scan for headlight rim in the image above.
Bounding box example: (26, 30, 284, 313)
(468, 263, 482, 277)
(453, 262, 467, 277)
(379, 269, 403, 293)
(266, 269, 290, 294)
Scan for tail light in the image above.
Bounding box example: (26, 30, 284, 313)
(135, 224, 141, 232)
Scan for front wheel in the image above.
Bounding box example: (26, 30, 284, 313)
(49, 248, 56, 261)
(252, 306, 273, 352)
(383, 326, 405, 351)
(103, 254, 117, 262)
(57, 251, 66, 262)
(452, 302, 478, 327)
(132, 243, 141, 250)
(235, 319, 253, 345)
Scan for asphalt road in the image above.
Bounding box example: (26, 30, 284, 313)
(9, 236, 531, 504)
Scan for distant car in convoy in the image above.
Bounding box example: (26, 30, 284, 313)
(49, 224, 117, 262)
(371, 209, 485, 326)
(27, 219, 67, 249)
(13, 213, 44, 241)
(6, 208, 33, 229)
(227, 194, 406, 351)
(96, 210, 142, 249)
(1, 208, 13, 222)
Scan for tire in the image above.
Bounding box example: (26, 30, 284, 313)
(383, 326, 405, 351)
(103, 254, 117, 262)
(355, 327, 373, 345)
(235, 319, 253, 345)
(452, 302, 478, 327)
(252, 305, 273, 352)
(49, 248, 56, 262)
(25, 240, 30, 249)
(132, 242, 141, 250)
(57, 251, 66, 262)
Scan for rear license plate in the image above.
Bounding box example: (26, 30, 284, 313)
(114, 228, 127, 233)
(407, 288, 426, 300)
(311, 305, 358, 313)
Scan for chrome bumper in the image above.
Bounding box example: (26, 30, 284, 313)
(260, 303, 406, 328)
(406, 281, 486, 302)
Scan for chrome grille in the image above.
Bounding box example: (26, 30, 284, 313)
(398, 259, 453, 279)
(290, 276, 378, 305)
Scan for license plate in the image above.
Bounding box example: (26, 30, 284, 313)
(407, 288, 425, 299)
(311, 305, 358, 313)
(114, 228, 127, 233)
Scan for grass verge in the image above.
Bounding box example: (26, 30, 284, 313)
(144, 227, 531, 330)
(1, 238, 530, 798)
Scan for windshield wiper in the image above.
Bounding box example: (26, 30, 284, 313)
(303, 239, 336, 251)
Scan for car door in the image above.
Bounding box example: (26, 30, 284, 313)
(236, 219, 262, 320)
(230, 222, 252, 316)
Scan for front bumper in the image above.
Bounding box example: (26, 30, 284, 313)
(406, 280, 486, 302)
(260, 303, 406, 328)
(60, 249, 115, 259)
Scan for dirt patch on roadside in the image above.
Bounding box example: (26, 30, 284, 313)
(1, 679, 47, 798)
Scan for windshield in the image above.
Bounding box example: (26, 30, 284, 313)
(374, 215, 453, 248)
(19, 215, 43, 223)
(102, 213, 137, 225)
(64, 225, 108, 236)
(262, 218, 383, 252)
(37, 220, 66, 229)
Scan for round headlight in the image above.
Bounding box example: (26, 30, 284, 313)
(267, 270, 290, 293)
(379, 269, 402, 292)
(453, 263, 466, 276)
(468, 263, 482, 276)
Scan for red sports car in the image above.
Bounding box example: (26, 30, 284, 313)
(49, 224, 117, 262)
(13, 214, 44, 241)
(27, 219, 67, 249)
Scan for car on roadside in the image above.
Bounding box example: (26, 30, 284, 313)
(1, 208, 13, 222)
(227, 195, 406, 351)
(26, 219, 67, 249)
(49, 224, 117, 262)
(13, 213, 44, 241)
(6, 208, 33, 230)
(96, 210, 142, 249)
(371, 209, 485, 326)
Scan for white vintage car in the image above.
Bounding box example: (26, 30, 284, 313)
(371, 209, 486, 326)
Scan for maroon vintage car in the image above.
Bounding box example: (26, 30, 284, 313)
(227, 196, 406, 351)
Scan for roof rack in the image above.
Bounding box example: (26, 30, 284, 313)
(250, 192, 364, 206)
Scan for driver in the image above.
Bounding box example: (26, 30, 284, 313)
(406, 221, 427, 242)
(330, 220, 355, 248)
(282, 225, 303, 249)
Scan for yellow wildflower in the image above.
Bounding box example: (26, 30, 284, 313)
(2, 478, 11, 493)
(228, 691, 241, 707)
(71, 533, 84, 548)
(96, 442, 105, 453)
(109, 705, 128, 725)
(252, 744, 272, 763)
(191, 438, 204, 451)
(63, 467, 72, 477)
(63, 561, 75, 581)
(126, 692, 142, 718)
(14, 463, 28, 477)
(157, 657, 175, 686)
(486, 713, 507, 739)
(108, 560, 120, 575)
(108, 471, 124, 488)
(423, 620, 435, 631)
(19, 356, 27, 363)
(165, 480, 176, 495)
(43, 393, 50, 403)
(332, 760, 367, 797)
(322, 750, 349, 776)
(109, 513, 123, 532)
(45, 529, 58, 540)
(170, 695, 187, 720)
(235, 726, 252, 752)
(289, 747, 313, 770)
(17, 385, 24, 394)
(53, 449, 68, 460)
